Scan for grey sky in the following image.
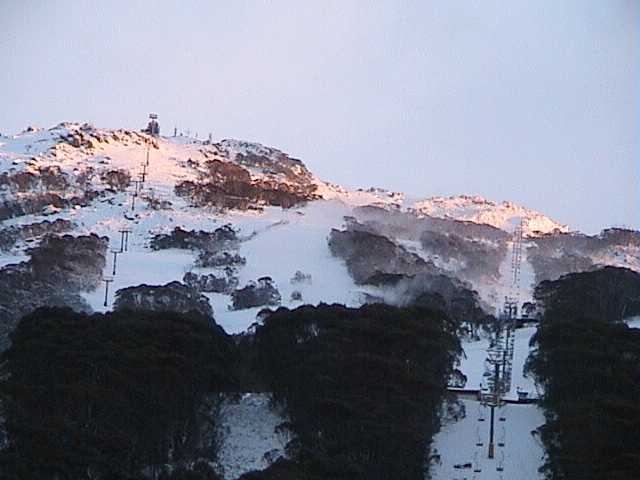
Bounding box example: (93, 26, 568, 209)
(1, 0, 637, 233)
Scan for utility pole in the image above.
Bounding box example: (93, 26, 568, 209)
(118, 228, 131, 253)
(111, 249, 119, 276)
(141, 162, 147, 184)
(103, 277, 114, 307)
(488, 361, 500, 459)
(130, 179, 142, 212)
(483, 323, 507, 460)
(118, 228, 131, 252)
(511, 222, 523, 288)
(145, 137, 151, 166)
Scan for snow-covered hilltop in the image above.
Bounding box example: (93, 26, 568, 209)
(412, 195, 568, 236)
(0, 122, 321, 211)
(0, 121, 638, 337)
(0, 123, 569, 228)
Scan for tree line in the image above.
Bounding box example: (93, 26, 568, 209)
(241, 303, 461, 480)
(526, 267, 640, 479)
(0, 308, 236, 480)
(0, 302, 462, 480)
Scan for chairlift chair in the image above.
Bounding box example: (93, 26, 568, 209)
(472, 452, 482, 473)
(499, 406, 507, 422)
(475, 426, 483, 447)
(497, 451, 505, 471)
(498, 426, 506, 447)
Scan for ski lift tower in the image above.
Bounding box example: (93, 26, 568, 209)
(482, 358, 504, 458)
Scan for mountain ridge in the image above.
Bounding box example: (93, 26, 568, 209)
(0, 122, 568, 235)
(0, 121, 638, 339)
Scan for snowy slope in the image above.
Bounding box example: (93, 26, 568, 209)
(29, 196, 366, 333)
(3, 122, 637, 336)
(457, 326, 540, 402)
(431, 399, 545, 480)
(0, 123, 562, 332)
(412, 195, 568, 236)
(0, 124, 370, 331)
(216, 394, 288, 479)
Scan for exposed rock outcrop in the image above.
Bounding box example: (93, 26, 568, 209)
(0, 166, 70, 194)
(57, 123, 157, 151)
(100, 169, 131, 192)
(174, 146, 320, 210)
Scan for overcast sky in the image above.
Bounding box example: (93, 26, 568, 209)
(1, 0, 637, 233)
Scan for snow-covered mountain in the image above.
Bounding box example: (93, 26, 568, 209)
(411, 195, 568, 236)
(2, 122, 639, 480)
(0, 122, 638, 339)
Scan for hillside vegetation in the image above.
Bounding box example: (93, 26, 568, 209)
(526, 267, 640, 479)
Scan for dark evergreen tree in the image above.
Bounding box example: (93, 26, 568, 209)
(526, 267, 640, 479)
(534, 266, 640, 322)
(251, 303, 461, 480)
(0, 307, 236, 479)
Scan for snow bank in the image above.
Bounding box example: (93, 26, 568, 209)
(216, 394, 288, 480)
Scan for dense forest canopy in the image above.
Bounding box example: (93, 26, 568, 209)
(0, 302, 465, 480)
(527, 267, 640, 480)
(248, 303, 461, 480)
(0, 308, 236, 480)
(534, 266, 640, 322)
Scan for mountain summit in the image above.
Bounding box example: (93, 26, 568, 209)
(0, 122, 637, 340)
